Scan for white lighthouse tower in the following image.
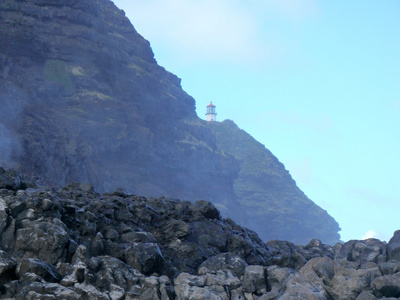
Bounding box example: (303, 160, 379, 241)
(206, 101, 217, 122)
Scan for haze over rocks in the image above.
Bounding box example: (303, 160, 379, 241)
(0, 169, 398, 299)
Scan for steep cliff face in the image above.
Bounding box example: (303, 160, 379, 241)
(0, 0, 340, 244)
(209, 120, 340, 244)
(0, 0, 239, 206)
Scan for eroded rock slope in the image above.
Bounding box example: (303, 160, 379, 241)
(0, 169, 399, 299)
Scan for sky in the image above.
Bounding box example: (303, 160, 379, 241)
(112, 0, 400, 243)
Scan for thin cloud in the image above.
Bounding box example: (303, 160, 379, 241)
(112, 0, 321, 69)
(116, 0, 268, 66)
(361, 230, 378, 240)
(361, 230, 391, 242)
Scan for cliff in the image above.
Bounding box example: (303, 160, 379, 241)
(209, 120, 340, 243)
(0, 0, 339, 244)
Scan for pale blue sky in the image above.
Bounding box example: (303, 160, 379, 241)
(113, 0, 400, 242)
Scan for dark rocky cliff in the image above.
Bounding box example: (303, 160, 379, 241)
(0, 0, 339, 244)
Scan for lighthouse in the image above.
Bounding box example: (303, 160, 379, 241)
(206, 101, 217, 122)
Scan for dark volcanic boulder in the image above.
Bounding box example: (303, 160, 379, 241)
(0, 250, 17, 280)
(198, 253, 248, 278)
(242, 265, 269, 295)
(0, 168, 25, 190)
(334, 238, 387, 263)
(124, 243, 165, 275)
(16, 258, 62, 283)
(14, 220, 70, 265)
(388, 230, 400, 261)
(186, 220, 227, 251)
(161, 219, 191, 241)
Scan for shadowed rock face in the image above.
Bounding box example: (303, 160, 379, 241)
(0, 0, 339, 244)
(0, 171, 397, 299)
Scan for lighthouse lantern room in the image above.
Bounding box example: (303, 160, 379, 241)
(206, 101, 217, 122)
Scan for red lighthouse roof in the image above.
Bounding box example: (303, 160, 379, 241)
(207, 101, 215, 107)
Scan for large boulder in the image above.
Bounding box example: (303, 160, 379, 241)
(326, 262, 381, 300)
(276, 272, 328, 300)
(186, 220, 227, 252)
(335, 239, 386, 263)
(124, 243, 165, 275)
(371, 274, 400, 298)
(198, 253, 248, 278)
(0, 168, 24, 191)
(14, 220, 71, 265)
(299, 256, 336, 286)
(16, 258, 62, 283)
(242, 265, 268, 295)
(387, 230, 400, 261)
(0, 250, 17, 280)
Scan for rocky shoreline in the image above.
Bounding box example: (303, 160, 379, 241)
(0, 168, 398, 299)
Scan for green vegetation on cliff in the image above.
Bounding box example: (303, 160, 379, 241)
(209, 120, 340, 244)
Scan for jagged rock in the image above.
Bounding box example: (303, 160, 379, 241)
(186, 220, 227, 252)
(356, 291, 378, 300)
(60, 261, 86, 287)
(90, 256, 143, 293)
(140, 276, 169, 300)
(124, 243, 165, 275)
(14, 282, 80, 300)
(162, 220, 191, 241)
(387, 230, 400, 261)
(0, 168, 24, 191)
(74, 283, 109, 300)
(371, 274, 400, 298)
(174, 272, 224, 300)
(273, 257, 331, 299)
(266, 265, 296, 291)
(303, 238, 335, 261)
(378, 260, 400, 275)
(188, 200, 221, 221)
(0, 216, 16, 252)
(108, 284, 125, 300)
(266, 240, 307, 270)
(242, 265, 268, 295)
(16, 258, 62, 283)
(15, 220, 70, 265)
(277, 271, 328, 300)
(335, 239, 387, 263)
(327, 262, 382, 300)
(121, 231, 158, 244)
(198, 253, 248, 278)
